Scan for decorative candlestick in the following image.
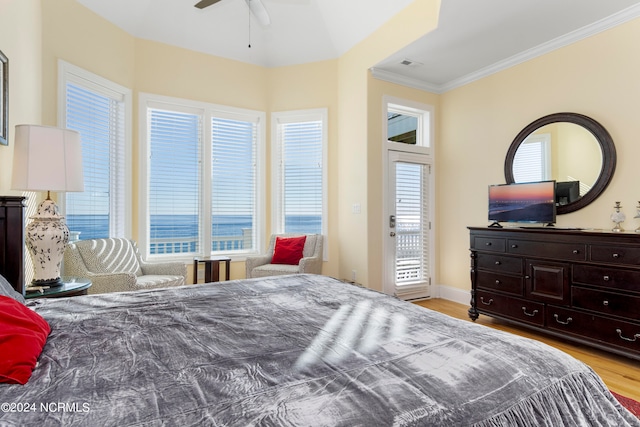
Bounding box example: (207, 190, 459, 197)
(611, 201, 625, 232)
(634, 201, 640, 233)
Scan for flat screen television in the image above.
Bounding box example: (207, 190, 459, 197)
(555, 180, 580, 206)
(488, 181, 556, 226)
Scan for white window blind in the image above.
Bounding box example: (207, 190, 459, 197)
(148, 109, 202, 255)
(513, 134, 551, 182)
(273, 109, 327, 236)
(211, 117, 257, 252)
(395, 162, 430, 287)
(64, 82, 126, 239)
(141, 94, 265, 258)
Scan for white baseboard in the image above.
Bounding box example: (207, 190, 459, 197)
(431, 284, 470, 306)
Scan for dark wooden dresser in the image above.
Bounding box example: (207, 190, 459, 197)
(469, 226, 640, 360)
(0, 196, 26, 295)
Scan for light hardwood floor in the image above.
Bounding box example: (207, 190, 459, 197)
(415, 298, 640, 402)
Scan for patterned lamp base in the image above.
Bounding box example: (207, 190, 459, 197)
(25, 198, 69, 286)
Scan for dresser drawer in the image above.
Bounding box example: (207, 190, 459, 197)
(547, 306, 640, 355)
(476, 271, 523, 296)
(476, 253, 523, 275)
(476, 290, 544, 326)
(572, 286, 640, 321)
(572, 264, 640, 293)
(508, 239, 586, 261)
(590, 244, 640, 267)
(472, 236, 506, 252)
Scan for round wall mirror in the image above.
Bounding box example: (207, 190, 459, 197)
(504, 112, 616, 215)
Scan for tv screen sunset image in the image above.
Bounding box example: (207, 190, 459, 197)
(489, 181, 556, 223)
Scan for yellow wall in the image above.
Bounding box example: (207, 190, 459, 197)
(366, 77, 439, 291)
(33, 0, 347, 281)
(0, 0, 42, 194)
(438, 17, 640, 294)
(337, 0, 440, 289)
(11, 0, 638, 298)
(266, 61, 340, 277)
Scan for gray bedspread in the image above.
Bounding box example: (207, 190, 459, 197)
(1, 274, 638, 426)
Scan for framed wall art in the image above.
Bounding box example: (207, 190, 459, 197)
(0, 49, 7, 145)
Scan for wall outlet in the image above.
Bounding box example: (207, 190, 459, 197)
(352, 203, 361, 214)
(351, 270, 357, 282)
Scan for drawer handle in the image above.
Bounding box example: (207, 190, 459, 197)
(480, 297, 494, 306)
(572, 249, 579, 254)
(616, 329, 640, 342)
(495, 280, 501, 285)
(511, 244, 518, 249)
(613, 253, 620, 259)
(553, 314, 573, 325)
(494, 261, 501, 265)
(603, 276, 610, 282)
(485, 242, 492, 246)
(603, 300, 609, 307)
(522, 307, 539, 317)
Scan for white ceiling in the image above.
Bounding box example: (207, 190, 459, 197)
(76, 0, 640, 93)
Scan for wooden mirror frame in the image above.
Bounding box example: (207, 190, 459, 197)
(504, 112, 616, 215)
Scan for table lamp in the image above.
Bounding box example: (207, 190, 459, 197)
(11, 124, 84, 286)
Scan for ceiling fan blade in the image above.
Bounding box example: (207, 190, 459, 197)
(194, 0, 223, 9)
(245, 0, 271, 26)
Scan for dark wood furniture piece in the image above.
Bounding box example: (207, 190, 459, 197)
(469, 226, 640, 360)
(193, 256, 231, 284)
(25, 278, 92, 299)
(0, 196, 26, 295)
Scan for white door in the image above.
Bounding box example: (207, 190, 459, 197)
(385, 150, 432, 300)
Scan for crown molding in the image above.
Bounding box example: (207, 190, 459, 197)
(369, 68, 442, 93)
(373, 4, 640, 94)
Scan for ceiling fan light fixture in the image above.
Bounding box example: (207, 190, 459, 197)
(194, 0, 222, 9)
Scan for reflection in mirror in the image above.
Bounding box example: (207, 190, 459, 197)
(505, 113, 616, 215)
(512, 122, 603, 204)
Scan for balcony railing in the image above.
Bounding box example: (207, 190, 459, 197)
(396, 230, 424, 283)
(150, 229, 253, 255)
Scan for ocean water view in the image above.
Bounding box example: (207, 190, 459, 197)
(67, 214, 321, 254)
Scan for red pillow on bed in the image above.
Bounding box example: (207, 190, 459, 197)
(271, 235, 307, 265)
(0, 296, 51, 385)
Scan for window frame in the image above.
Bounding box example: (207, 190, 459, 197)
(386, 100, 433, 157)
(57, 60, 133, 238)
(513, 133, 552, 182)
(139, 93, 266, 261)
(271, 108, 328, 259)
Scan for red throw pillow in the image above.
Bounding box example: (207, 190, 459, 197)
(271, 235, 307, 265)
(0, 296, 51, 384)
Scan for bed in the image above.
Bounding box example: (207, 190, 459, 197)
(1, 273, 639, 426)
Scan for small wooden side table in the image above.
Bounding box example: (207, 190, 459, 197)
(193, 256, 231, 284)
(25, 278, 92, 299)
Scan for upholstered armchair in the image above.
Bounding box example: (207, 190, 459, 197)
(245, 233, 323, 278)
(63, 238, 187, 294)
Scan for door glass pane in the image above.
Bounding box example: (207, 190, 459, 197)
(395, 161, 429, 286)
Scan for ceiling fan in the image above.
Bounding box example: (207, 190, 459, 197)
(195, 0, 271, 27)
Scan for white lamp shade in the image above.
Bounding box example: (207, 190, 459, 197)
(11, 124, 84, 192)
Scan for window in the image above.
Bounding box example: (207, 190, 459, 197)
(272, 109, 327, 239)
(140, 94, 265, 259)
(513, 134, 551, 182)
(387, 103, 431, 153)
(59, 61, 131, 240)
